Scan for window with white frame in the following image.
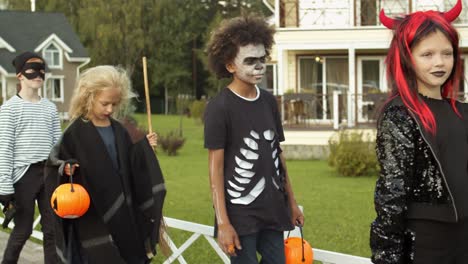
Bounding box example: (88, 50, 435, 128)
(356, 0, 378, 26)
(43, 43, 62, 68)
(298, 56, 348, 120)
(46, 77, 64, 102)
(356, 57, 388, 122)
(298, 57, 323, 94)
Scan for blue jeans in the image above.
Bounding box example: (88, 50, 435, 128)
(230, 229, 285, 264)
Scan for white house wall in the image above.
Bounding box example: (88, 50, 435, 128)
(380, 0, 408, 15)
(414, 0, 468, 14)
(416, 0, 445, 10)
(272, 25, 468, 126)
(287, 51, 297, 93)
(298, 0, 350, 27)
(294, 0, 468, 28)
(274, 25, 468, 93)
(273, 0, 468, 127)
(296, 0, 410, 27)
(275, 27, 393, 49)
(274, 27, 390, 95)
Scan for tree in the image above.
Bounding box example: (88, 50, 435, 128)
(4, 0, 272, 108)
(75, 0, 145, 75)
(5, 0, 31, 10)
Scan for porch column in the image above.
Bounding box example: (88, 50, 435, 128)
(275, 0, 280, 27)
(277, 46, 286, 122)
(277, 47, 286, 95)
(348, 47, 356, 127)
(348, 0, 354, 26)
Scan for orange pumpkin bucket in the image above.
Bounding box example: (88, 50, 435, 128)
(50, 163, 90, 219)
(284, 226, 313, 264)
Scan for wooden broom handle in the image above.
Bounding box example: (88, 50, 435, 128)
(142, 56, 153, 133)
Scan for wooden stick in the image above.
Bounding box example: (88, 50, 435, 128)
(142, 56, 153, 133)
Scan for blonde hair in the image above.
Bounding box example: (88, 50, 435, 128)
(69, 65, 136, 121)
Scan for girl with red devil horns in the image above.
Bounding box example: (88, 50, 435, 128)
(370, 0, 468, 263)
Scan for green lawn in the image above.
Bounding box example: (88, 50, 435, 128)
(132, 114, 377, 263)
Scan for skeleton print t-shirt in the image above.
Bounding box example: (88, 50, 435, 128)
(204, 86, 294, 236)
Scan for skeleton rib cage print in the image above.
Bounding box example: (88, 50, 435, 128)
(227, 129, 282, 205)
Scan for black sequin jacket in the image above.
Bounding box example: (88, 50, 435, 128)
(370, 96, 468, 264)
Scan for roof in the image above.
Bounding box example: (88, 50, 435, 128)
(0, 10, 89, 73)
(0, 49, 15, 75)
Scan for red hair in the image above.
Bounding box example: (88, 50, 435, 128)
(385, 11, 463, 134)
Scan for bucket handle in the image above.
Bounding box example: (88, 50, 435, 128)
(286, 225, 305, 262)
(66, 160, 77, 192)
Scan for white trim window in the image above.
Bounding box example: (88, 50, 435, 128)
(298, 56, 348, 121)
(43, 43, 62, 69)
(46, 76, 64, 102)
(356, 56, 386, 122)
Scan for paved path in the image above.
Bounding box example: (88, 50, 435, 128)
(0, 231, 44, 264)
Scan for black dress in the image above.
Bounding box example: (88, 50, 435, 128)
(45, 118, 166, 264)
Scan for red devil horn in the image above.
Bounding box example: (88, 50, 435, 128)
(443, 0, 462, 22)
(379, 9, 396, 29)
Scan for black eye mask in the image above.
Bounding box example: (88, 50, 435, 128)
(21, 62, 45, 80)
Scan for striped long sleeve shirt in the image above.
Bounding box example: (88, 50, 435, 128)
(0, 95, 61, 195)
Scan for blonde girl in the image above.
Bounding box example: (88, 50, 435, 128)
(46, 65, 166, 264)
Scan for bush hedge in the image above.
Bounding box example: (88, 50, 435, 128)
(190, 100, 207, 123)
(159, 130, 186, 156)
(328, 130, 378, 177)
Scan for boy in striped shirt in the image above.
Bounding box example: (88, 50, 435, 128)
(0, 52, 60, 263)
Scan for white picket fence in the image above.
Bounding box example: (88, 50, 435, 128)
(0, 211, 372, 264)
(163, 217, 372, 264)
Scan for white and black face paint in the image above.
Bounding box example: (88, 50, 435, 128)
(232, 44, 266, 85)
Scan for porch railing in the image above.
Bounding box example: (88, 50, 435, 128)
(0, 209, 372, 264)
(280, 91, 468, 130)
(279, 92, 386, 129)
(279, 0, 468, 28)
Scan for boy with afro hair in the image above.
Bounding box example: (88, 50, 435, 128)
(204, 15, 304, 264)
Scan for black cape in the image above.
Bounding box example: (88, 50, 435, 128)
(45, 118, 166, 264)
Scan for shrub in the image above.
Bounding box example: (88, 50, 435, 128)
(328, 130, 378, 177)
(190, 99, 207, 123)
(159, 130, 186, 156)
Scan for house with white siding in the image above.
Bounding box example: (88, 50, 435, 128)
(260, 0, 468, 128)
